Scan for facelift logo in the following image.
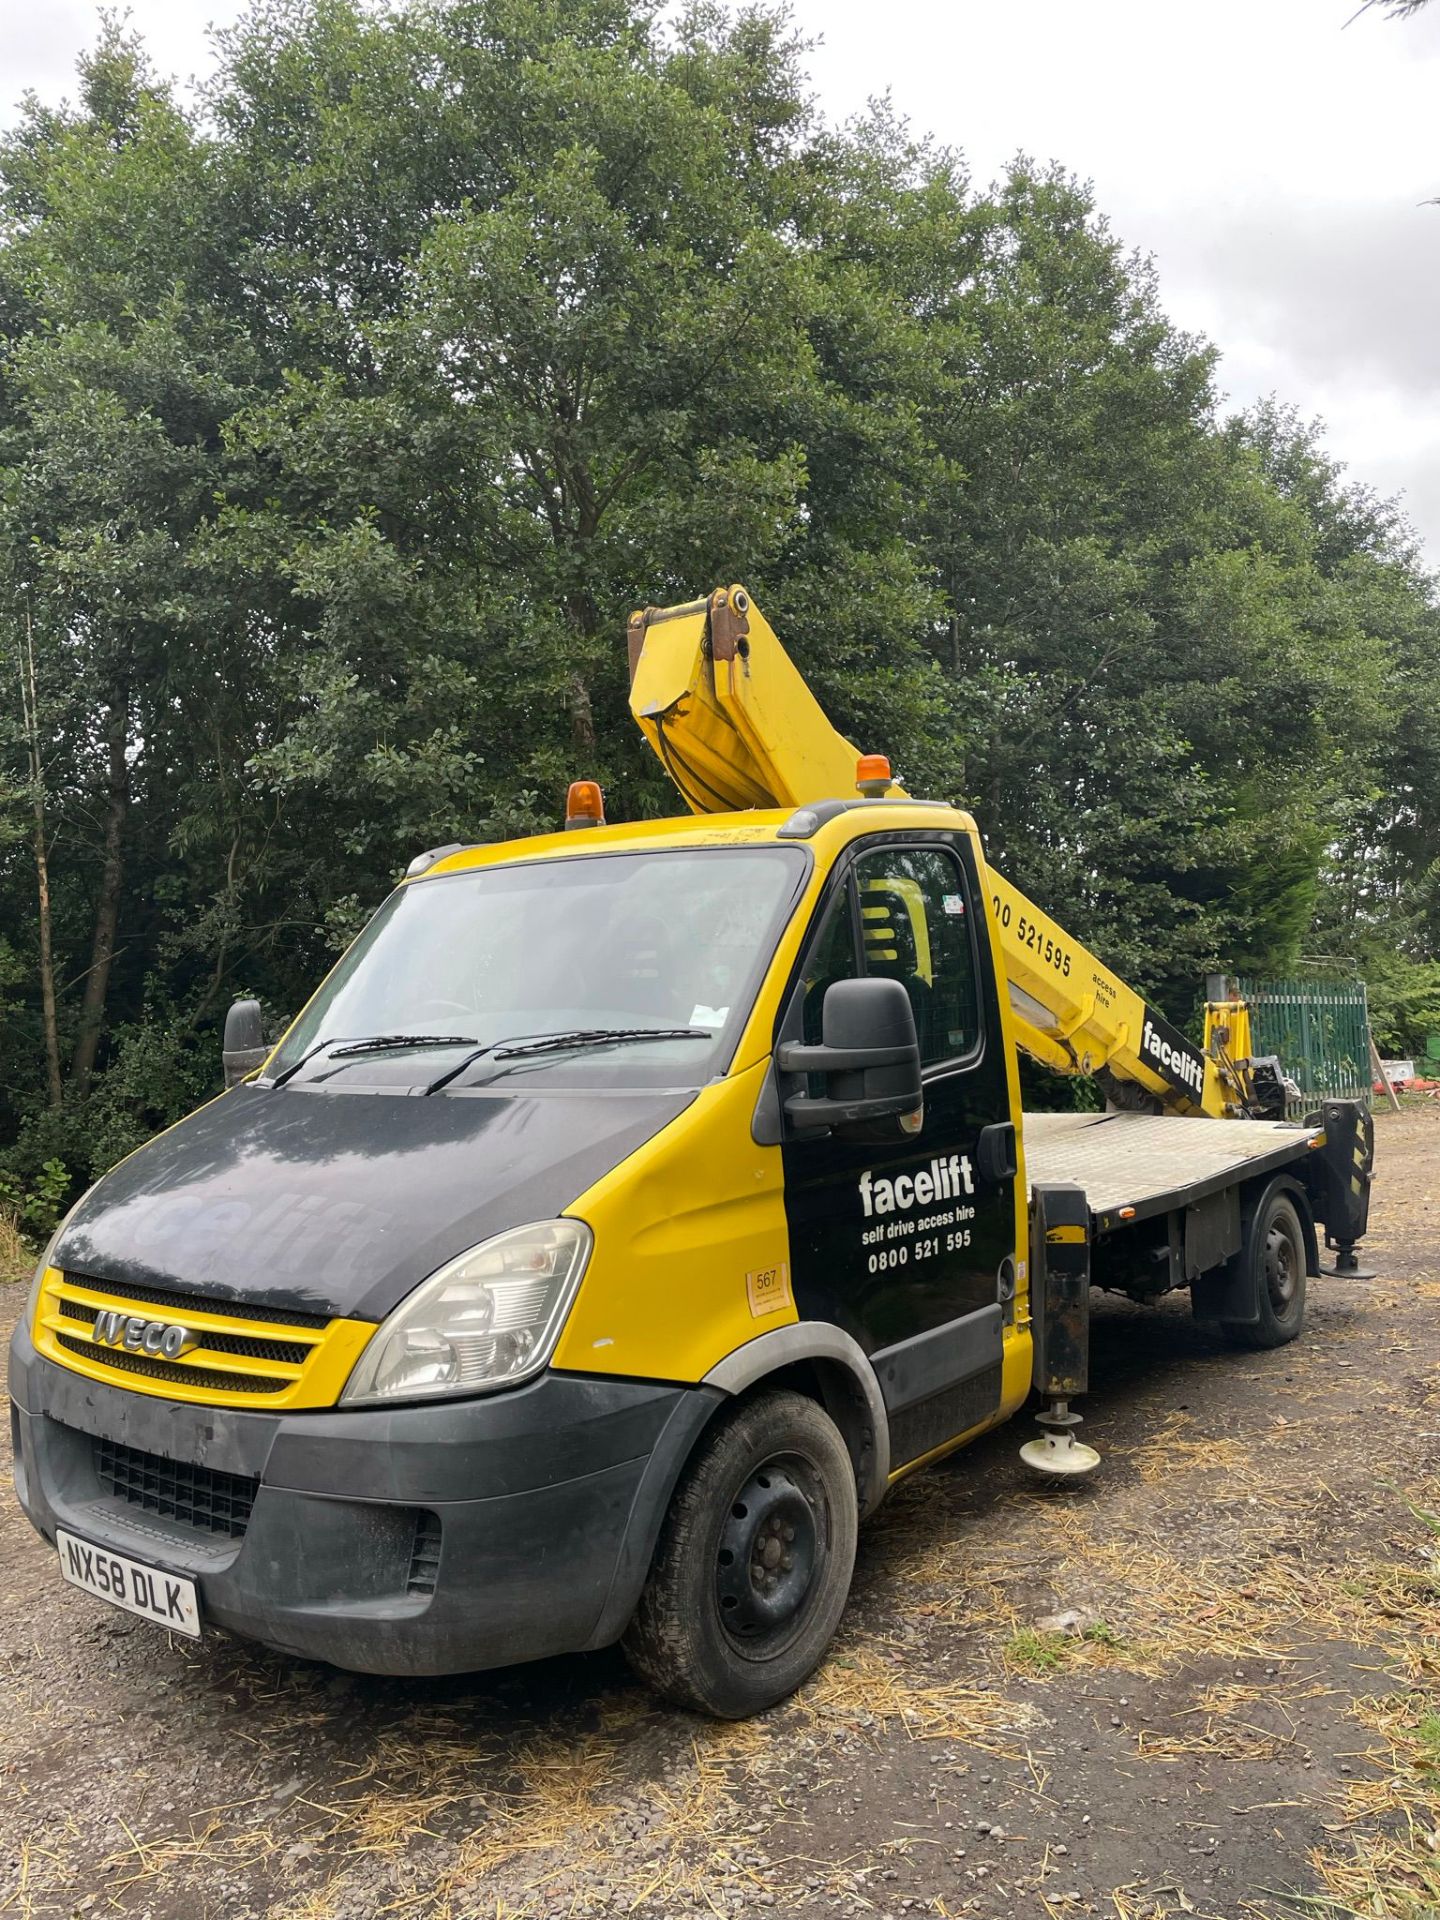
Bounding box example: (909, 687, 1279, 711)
(91, 1311, 200, 1361)
(859, 1155, 974, 1218)
(1140, 1016, 1206, 1098)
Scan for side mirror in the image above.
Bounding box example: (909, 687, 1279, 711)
(222, 998, 268, 1088)
(777, 977, 924, 1133)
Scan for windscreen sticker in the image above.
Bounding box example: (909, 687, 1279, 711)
(941, 894, 966, 916)
(689, 1004, 730, 1028)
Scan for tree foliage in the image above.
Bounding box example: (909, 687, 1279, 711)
(2, 0, 1437, 1201)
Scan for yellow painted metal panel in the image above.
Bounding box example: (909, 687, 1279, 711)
(551, 1062, 795, 1383)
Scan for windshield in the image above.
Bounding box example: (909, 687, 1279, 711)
(269, 845, 808, 1090)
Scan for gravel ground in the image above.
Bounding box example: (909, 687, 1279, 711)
(4, 1103, 1440, 1920)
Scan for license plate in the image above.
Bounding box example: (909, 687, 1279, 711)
(56, 1528, 201, 1639)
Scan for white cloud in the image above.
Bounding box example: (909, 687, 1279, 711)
(791, 0, 1440, 560)
(0, 2, 243, 114)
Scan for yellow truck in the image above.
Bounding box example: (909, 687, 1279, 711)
(9, 588, 1373, 1716)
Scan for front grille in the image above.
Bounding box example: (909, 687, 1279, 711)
(37, 1268, 368, 1411)
(58, 1300, 309, 1366)
(408, 1511, 442, 1595)
(62, 1271, 331, 1330)
(56, 1333, 290, 1395)
(95, 1435, 259, 1538)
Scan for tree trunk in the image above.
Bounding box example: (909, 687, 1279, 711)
(567, 672, 596, 752)
(19, 612, 62, 1107)
(70, 692, 129, 1094)
(564, 582, 600, 753)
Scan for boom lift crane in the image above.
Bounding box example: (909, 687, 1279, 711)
(626, 585, 1277, 1125)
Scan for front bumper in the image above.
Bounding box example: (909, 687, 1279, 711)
(9, 1319, 719, 1676)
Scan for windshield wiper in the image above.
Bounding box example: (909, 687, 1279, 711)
(330, 1033, 474, 1058)
(269, 1033, 473, 1089)
(424, 1027, 710, 1095)
(495, 1027, 709, 1058)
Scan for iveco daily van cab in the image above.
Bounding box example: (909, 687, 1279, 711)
(9, 587, 1373, 1718)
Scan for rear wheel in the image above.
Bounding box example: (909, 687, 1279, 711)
(622, 1389, 858, 1718)
(1222, 1189, 1308, 1349)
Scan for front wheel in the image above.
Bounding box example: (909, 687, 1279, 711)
(1221, 1189, 1308, 1349)
(622, 1389, 859, 1718)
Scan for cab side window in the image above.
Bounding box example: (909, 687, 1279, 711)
(799, 893, 858, 1044)
(796, 846, 982, 1070)
(853, 847, 981, 1068)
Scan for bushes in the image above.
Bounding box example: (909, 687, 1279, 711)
(1364, 954, 1440, 1060)
(0, 1008, 220, 1221)
(0, 1208, 27, 1279)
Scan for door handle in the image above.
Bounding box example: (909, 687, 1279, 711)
(977, 1122, 1017, 1184)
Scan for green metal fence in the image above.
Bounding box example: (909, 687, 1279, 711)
(1236, 976, 1372, 1112)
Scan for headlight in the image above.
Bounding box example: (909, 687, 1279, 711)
(339, 1220, 592, 1407)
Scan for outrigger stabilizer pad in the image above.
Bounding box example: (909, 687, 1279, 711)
(1020, 1398, 1101, 1480)
(1319, 1241, 1377, 1282)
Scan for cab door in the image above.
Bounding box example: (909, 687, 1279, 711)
(776, 832, 1019, 1470)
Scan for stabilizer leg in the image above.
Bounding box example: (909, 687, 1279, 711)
(1026, 1186, 1100, 1480)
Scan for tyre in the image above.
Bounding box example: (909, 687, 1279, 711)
(1221, 1189, 1308, 1349)
(622, 1389, 859, 1718)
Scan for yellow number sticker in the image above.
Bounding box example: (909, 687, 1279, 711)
(745, 1263, 793, 1319)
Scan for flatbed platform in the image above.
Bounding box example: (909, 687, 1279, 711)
(1023, 1109, 1319, 1228)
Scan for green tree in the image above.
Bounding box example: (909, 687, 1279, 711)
(0, 0, 1435, 1189)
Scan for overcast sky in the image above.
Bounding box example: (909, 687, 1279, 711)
(5, 0, 1439, 564)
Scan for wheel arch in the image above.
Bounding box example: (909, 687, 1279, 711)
(1191, 1172, 1318, 1325)
(1243, 1172, 1320, 1277)
(703, 1325, 890, 1517)
(583, 1327, 889, 1655)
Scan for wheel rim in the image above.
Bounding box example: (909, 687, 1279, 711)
(715, 1455, 825, 1657)
(1264, 1216, 1300, 1311)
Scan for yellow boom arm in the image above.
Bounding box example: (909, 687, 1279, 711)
(627, 586, 1246, 1120)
